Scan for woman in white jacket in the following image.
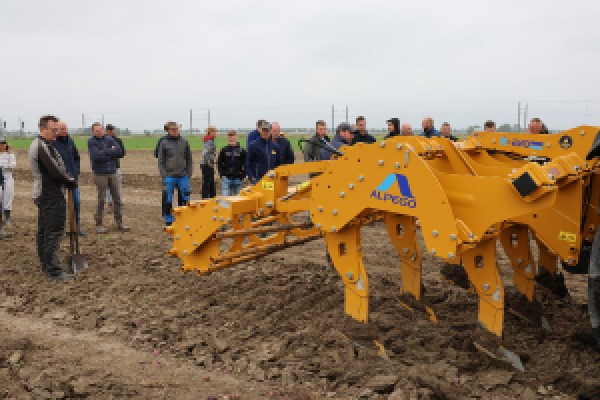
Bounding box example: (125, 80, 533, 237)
(0, 138, 16, 226)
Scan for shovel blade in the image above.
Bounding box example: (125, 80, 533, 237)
(68, 254, 89, 274)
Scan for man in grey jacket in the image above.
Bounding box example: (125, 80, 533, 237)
(157, 121, 193, 225)
(201, 125, 217, 199)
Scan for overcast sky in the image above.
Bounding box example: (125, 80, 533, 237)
(1, 0, 599, 132)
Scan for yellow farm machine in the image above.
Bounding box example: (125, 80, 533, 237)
(165, 126, 600, 370)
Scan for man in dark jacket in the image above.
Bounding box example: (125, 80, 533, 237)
(246, 121, 280, 184)
(320, 122, 355, 160)
(158, 121, 193, 225)
(28, 115, 76, 281)
(440, 122, 459, 141)
(155, 131, 184, 221)
(88, 122, 129, 233)
(53, 121, 85, 236)
(352, 116, 376, 144)
(246, 119, 266, 150)
(217, 130, 246, 196)
(271, 122, 294, 165)
(384, 118, 401, 139)
(420, 116, 440, 138)
(105, 124, 125, 212)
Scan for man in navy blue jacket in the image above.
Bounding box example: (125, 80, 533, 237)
(53, 121, 85, 236)
(88, 122, 129, 233)
(420, 116, 440, 138)
(246, 121, 280, 184)
(246, 119, 266, 150)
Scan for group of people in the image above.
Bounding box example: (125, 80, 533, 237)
(1, 113, 551, 281)
(22, 115, 130, 281)
(155, 119, 297, 225)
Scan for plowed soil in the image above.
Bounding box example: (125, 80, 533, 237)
(2, 149, 600, 399)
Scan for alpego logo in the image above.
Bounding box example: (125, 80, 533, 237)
(500, 137, 543, 150)
(370, 174, 416, 208)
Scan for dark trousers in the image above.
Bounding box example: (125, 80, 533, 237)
(36, 196, 66, 276)
(201, 165, 216, 199)
(161, 188, 185, 220)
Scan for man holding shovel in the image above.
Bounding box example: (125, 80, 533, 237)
(28, 115, 77, 281)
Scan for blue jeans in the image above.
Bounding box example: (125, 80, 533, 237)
(222, 177, 243, 196)
(73, 187, 81, 228)
(164, 176, 191, 224)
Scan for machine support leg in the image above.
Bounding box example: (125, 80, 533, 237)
(462, 239, 505, 337)
(325, 223, 369, 322)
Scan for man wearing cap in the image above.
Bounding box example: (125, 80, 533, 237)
(246, 119, 267, 150)
(352, 116, 376, 144)
(271, 122, 294, 165)
(53, 121, 85, 235)
(29, 115, 76, 281)
(320, 122, 355, 160)
(246, 121, 281, 184)
(105, 124, 125, 212)
(158, 121, 193, 225)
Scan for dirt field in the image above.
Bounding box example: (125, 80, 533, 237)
(2, 149, 600, 399)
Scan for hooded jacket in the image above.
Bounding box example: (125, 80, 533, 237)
(384, 118, 401, 139)
(87, 135, 123, 175)
(53, 135, 81, 180)
(158, 135, 193, 178)
(246, 137, 280, 181)
(217, 143, 246, 179)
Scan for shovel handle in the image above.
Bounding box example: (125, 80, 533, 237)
(67, 188, 79, 254)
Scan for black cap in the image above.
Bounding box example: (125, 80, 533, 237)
(337, 122, 352, 132)
(106, 124, 115, 131)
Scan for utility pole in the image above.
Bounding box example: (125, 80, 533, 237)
(102, 113, 105, 127)
(82, 114, 85, 132)
(18, 118, 23, 135)
(345, 105, 348, 123)
(208, 109, 211, 127)
(524, 102, 529, 130)
(331, 104, 334, 135)
(517, 101, 521, 131)
(189, 109, 193, 134)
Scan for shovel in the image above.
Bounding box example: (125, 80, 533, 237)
(66, 187, 88, 274)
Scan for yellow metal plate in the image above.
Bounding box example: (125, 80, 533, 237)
(558, 231, 577, 243)
(261, 181, 275, 190)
